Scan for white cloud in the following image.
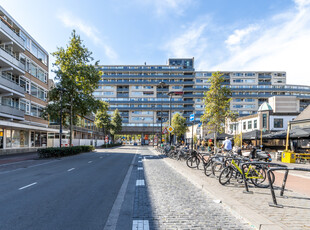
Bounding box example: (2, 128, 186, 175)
(164, 23, 207, 59)
(201, 0, 310, 86)
(225, 25, 259, 47)
(57, 11, 117, 60)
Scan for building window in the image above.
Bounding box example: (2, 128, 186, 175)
(248, 121, 252, 129)
(262, 114, 267, 129)
(254, 120, 257, 129)
(274, 118, 283, 128)
(243, 122, 246, 130)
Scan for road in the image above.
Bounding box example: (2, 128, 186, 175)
(0, 148, 137, 230)
(0, 146, 254, 230)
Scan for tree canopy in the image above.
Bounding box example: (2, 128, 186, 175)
(171, 113, 188, 141)
(201, 71, 237, 147)
(45, 30, 101, 145)
(94, 101, 111, 135)
(110, 109, 122, 137)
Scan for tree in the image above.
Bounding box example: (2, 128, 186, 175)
(45, 30, 101, 146)
(171, 113, 188, 143)
(95, 101, 111, 138)
(201, 71, 237, 149)
(110, 109, 122, 143)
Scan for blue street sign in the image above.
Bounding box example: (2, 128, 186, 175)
(198, 122, 202, 127)
(190, 114, 195, 122)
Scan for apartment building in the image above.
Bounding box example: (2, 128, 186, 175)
(0, 6, 57, 153)
(95, 58, 310, 135)
(95, 58, 195, 136)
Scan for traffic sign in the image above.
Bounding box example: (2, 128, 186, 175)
(190, 114, 195, 122)
(198, 122, 202, 127)
(167, 126, 174, 133)
(162, 128, 168, 134)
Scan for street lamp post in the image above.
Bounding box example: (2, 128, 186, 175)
(158, 82, 166, 145)
(152, 105, 155, 146)
(168, 92, 173, 145)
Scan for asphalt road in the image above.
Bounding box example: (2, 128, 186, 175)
(0, 148, 136, 230)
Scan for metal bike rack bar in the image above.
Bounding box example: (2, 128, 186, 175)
(240, 162, 287, 194)
(267, 167, 310, 208)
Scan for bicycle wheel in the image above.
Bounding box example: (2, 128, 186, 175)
(212, 162, 224, 178)
(250, 166, 275, 188)
(204, 161, 213, 176)
(219, 167, 232, 185)
(186, 156, 200, 168)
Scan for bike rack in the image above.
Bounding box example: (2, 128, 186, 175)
(267, 167, 310, 208)
(240, 162, 287, 194)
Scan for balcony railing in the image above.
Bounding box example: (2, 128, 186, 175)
(0, 103, 24, 119)
(0, 18, 24, 48)
(0, 74, 25, 95)
(0, 47, 25, 71)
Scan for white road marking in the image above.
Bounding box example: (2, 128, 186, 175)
(137, 167, 143, 170)
(132, 220, 149, 230)
(68, 168, 75, 172)
(100, 157, 103, 159)
(19, 182, 37, 190)
(88, 161, 92, 163)
(136, 180, 145, 186)
(138, 161, 142, 163)
(103, 154, 137, 230)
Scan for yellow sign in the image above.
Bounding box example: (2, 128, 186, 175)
(167, 126, 174, 133)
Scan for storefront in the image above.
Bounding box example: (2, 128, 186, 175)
(0, 120, 59, 153)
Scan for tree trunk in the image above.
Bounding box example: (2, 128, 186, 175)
(214, 125, 217, 153)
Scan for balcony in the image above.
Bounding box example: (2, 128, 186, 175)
(0, 19, 24, 49)
(0, 104, 24, 120)
(0, 74, 25, 96)
(0, 47, 25, 73)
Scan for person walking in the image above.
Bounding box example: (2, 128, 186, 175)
(221, 137, 232, 154)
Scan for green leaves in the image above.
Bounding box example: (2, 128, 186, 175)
(171, 113, 188, 140)
(95, 101, 111, 131)
(201, 71, 237, 140)
(110, 109, 122, 135)
(45, 30, 102, 130)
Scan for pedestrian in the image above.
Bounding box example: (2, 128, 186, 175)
(221, 137, 232, 154)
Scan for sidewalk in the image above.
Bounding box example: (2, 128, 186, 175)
(0, 152, 38, 165)
(149, 147, 310, 230)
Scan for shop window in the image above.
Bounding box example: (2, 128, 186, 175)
(6, 130, 12, 148)
(11, 130, 20, 148)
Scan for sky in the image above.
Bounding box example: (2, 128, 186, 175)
(1, 0, 310, 85)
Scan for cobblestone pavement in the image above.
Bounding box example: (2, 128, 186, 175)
(133, 147, 251, 230)
(147, 147, 310, 230)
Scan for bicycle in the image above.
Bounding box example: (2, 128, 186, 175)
(186, 149, 210, 169)
(219, 157, 275, 188)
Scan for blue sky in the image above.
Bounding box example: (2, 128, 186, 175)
(2, 0, 310, 85)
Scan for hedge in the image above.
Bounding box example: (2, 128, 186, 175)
(101, 143, 122, 148)
(37, 145, 95, 158)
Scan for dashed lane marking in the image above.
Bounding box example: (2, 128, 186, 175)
(68, 168, 75, 172)
(132, 220, 149, 230)
(88, 161, 92, 163)
(137, 167, 143, 170)
(18, 182, 37, 190)
(136, 180, 145, 186)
